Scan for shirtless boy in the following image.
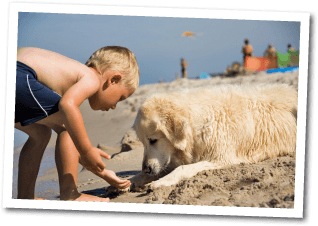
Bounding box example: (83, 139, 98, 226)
(15, 46, 139, 202)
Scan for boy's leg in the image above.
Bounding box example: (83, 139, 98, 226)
(55, 130, 80, 200)
(36, 112, 109, 202)
(55, 130, 109, 201)
(15, 122, 52, 199)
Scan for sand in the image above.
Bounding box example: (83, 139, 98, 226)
(14, 70, 299, 207)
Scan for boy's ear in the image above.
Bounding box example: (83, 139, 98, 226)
(110, 74, 122, 84)
(103, 74, 122, 90)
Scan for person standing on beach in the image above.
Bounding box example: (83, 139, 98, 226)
(15, 46, 139, 202)
(264, 43, 277, 57)
(242, 39, 253, 66)
(287, 44, 296, 52)
(181, 58, 189, 78)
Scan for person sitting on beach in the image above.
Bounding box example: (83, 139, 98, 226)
(263, 43, 277, 57)
(242, 39, 253, 65)
(224, 65, 232, 76)
(15, 46, 139, 202)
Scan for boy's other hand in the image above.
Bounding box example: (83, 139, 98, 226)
(102, 169, 131, 189)
(80, 147, 111, 173)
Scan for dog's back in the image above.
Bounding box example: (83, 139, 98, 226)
(185, 84, 298, 164)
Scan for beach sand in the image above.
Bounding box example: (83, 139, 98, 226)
(12, 70, 299, 207)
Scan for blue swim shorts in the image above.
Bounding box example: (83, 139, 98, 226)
(15, 61, 61, 126)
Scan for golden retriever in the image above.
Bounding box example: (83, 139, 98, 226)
(128, 84, 298, 190)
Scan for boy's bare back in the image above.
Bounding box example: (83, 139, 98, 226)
(17, 47, 92, 97)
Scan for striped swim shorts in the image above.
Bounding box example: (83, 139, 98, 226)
(15, 61, 61, 126)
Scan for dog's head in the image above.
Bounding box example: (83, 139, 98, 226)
(133, 94, 193, 176)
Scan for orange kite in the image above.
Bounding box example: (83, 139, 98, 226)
(181, 31, 203, 39)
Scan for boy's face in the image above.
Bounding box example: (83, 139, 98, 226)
(88, 72, 135, 111)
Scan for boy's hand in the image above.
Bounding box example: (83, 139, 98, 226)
(80, 147, 111, 173)
(102, 169, 131, 189)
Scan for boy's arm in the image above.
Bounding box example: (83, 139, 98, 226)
(58, 71, 108, 172)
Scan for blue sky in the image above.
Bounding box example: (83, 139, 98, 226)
(15, 12, 301, 146)
(18, 12, 300, 84)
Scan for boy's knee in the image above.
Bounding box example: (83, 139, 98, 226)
(34, 111, 66, 134)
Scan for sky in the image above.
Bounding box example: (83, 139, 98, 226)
(17, 12, 301, 83)
(14, 11, 301, 146)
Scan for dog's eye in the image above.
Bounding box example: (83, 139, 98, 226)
(149, 138, 158, 145)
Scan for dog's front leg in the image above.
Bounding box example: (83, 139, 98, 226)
(146, 161, 223, 190)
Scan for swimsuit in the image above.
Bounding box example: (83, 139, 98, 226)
(15, 61, 61, 126)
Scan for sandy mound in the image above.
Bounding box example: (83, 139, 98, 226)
(144, 152, 295, 207)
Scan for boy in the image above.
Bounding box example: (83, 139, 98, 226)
(15, 46, 139, 201)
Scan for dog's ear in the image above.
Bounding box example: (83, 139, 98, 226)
(157, 113, 191, 151)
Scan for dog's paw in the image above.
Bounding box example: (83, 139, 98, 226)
(145, 181, 161, 191)
(121, 186, 131, 192)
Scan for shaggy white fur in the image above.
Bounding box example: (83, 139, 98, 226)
(130, 84, 298, 189)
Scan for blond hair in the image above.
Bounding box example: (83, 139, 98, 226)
(85, 46, 139, 90)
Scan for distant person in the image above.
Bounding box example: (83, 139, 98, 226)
(15, 46, 139, 201)
(287, 44, 297, 66)
(242, 39, 253, 65)
(264, 43, 277, 57)
(181, 58, 189, 78)
(224, 65, 232, 76)
(288, 44, 296, 52)
(288, 44, 300, 67)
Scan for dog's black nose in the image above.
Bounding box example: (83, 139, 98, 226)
(143, 166, 152, 174)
